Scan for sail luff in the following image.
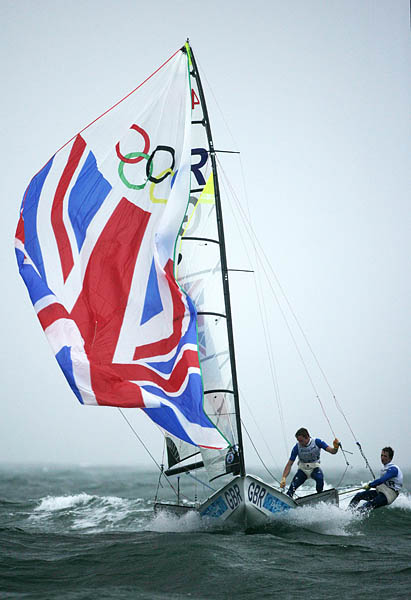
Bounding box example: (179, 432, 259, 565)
(186, 42, 246, 477)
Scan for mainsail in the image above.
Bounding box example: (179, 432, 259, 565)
(161, 44, 243, 480)
(15, 44, 242, 477)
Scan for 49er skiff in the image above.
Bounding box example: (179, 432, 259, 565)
(16, 41, 339, 529)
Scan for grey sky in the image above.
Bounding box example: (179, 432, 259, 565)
(1, 1, 410, 474)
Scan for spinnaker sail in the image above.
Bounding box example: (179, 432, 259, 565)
(15, 47, 237, 453)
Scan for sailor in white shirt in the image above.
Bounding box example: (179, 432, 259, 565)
(349, 446, 403, 512)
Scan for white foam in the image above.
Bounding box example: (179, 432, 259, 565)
(29, 493, 151, 532)
(71, 496, 135, 530)
(280, 501, 364, 536)
(147, 509, 206, 533)
(34, 493, 93, 512)
(389, 491, 411, 511)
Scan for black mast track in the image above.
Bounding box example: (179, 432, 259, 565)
(187, 42, 246, 477)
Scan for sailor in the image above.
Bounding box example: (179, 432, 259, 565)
(280, 427, 339, 497)
(349, 446, 403, 512)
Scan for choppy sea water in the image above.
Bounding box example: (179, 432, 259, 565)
(1, 465, 410, 599)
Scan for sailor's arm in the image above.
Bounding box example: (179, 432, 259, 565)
(325, 438, 340, 455)
(280, 459, 294, 488)
(282, 459, 294, 479)
(368, 466, 399, 488)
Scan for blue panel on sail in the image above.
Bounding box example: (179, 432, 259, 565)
(68, 151, 112, 251)
(56, 346, 83, 404)
(15, 248, 54, 306)
(22, 157, 54, 283)
(140, 259, 163, 325)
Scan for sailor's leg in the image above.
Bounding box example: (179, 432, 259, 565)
(349, 489, 377, 509)
(349, 490, 368, 508)
(361, 491, 388, 512)
(311, 467, 324, 493)
(287, 469, 307, 497)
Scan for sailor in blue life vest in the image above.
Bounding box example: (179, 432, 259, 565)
(349, 446, 403, 512)
(280, 427, 340, 497)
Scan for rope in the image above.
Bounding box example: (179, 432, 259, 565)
(334, 464, 350, 489)
(355, 442, 375, 479)
(184, 472, 216, 492)
(119, 413, 212, 504)
(241, 419, 281, 484)
(239, 388, 283, 473)
(118, 409, 162, 470)
(154, 443, 167, 503)
(217, 160, 355, 470)
(117, 409, 181, 499)
(218, 166, 289, 460)
(338, 486, 364, 496)
(201, 55, 372, 482)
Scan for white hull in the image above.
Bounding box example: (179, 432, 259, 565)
(154, 473, 339, 529)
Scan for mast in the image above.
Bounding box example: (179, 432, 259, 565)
(186, 42, 246, 477)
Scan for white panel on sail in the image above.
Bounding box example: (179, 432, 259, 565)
(168, 62, 239, 480)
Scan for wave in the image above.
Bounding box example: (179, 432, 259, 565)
(28, 493, 151, 533)
(390, 492, 411, 511)
(34, 492, 94, 512)
(15, 485, 411, 537)
(147, 509, 206, 533)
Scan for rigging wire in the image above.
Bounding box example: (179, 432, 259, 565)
(217, 164, 289, 462)
(117, 409, 184, 499)
(217, 162, 352, 471)
(184, 471, 216, 492)
(219, 167, 289, 455)
(117, 408, 162, 470)
(196, 61, 377, 483)
(239, 387, 284, 474)
(241, 419, 281, 485)
(220, 160, 375, 477)
(198, 60, 293, 465)
(117, 55, 373, 495)
(154, 443, 166, 503)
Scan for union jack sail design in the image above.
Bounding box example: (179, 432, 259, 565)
(15, 49, 229, 450)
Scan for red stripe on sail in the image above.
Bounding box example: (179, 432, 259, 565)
(15, 213, 25, 244)
(113, 349, 199, 392)
(51, 135, 86, 282)
(70, 197, 151, 407)
(38, 303, 69, 330)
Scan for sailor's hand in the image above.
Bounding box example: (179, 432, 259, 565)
(280, 477, 286, 489)
(333, 438, 340, 450)
(362, 483, 370, 490)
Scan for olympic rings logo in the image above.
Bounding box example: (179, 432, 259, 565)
(116, 124, 209, 205)
(116, 124, 176, 204)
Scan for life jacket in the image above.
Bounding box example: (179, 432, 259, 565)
(297, 438, 321, 464)
(380, 462, 403, 492)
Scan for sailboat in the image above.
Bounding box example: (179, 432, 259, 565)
(15, 41, 338, 529)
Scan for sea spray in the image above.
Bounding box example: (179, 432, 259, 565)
(279, 501, 364, 536)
